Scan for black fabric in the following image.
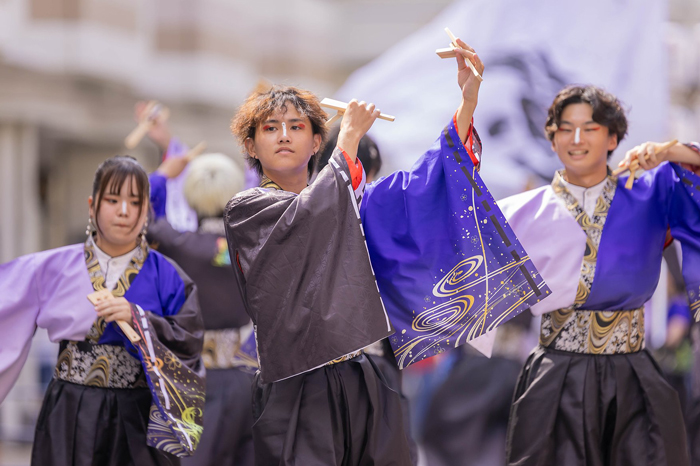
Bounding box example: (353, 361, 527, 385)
(224, 150, 392, 383)
(364, 340, 418, 466)
(180, 368, 254, 466)
(146, 255, 205, 378)
(31, 379, 178, 466)
(148, 219, 250, 330)
(506, 346, 689, 466)
(251, 354, 412, 466)
(421, 352, 521, 466)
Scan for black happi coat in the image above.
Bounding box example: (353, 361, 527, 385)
(224, 149, 393, 383)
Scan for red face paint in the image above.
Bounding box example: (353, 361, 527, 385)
(296, 123, 306, 130)
(262, 125, 272, 131)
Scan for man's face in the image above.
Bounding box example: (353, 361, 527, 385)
(551, 103, 618, 178)
(245, 106, 321, 180)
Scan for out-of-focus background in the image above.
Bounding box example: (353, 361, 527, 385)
(1, 0, 699, 464)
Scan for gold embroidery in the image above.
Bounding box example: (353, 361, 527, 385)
(540, 307, 644, 354)
(84, 238, 149, 341)
(551, 170, 617, 307)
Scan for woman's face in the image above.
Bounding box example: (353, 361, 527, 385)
(551, 103, 618, 177)
(89, 176, 148, 251)
(245, 105, 321, 179)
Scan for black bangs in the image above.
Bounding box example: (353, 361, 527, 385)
(92, 156, 149, 233)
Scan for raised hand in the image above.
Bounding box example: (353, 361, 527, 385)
(134, 101, 172, 151)
(619, 141, 666, 172)
(453, 38, 484, 144)
(336, 99, 381, 163)
(454, 38, 484, 110)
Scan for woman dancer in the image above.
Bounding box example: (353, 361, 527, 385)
(0, 156, 205, 466)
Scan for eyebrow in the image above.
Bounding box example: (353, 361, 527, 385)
(560, 120, 598, 125)
(263, 118, 306, 125)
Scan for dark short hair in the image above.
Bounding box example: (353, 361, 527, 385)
(316, 126, 383, 177)
(230, 85, 329, 178)
(92, 156, 149, 234)
(545, 85, 628, 158)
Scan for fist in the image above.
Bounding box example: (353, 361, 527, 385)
(94, 297, 134, 323)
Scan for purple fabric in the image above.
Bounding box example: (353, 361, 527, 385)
(149, 172, 168, 219)
(0, 244, 94, 402)
(588, 163, 700, 312)
(98, 250, 188, 349)
(360, 119, 550, 369)
(164, 137, 198, 232)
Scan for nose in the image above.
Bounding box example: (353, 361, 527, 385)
(119, 201, 129, 217)
(573, 127, 582, 145)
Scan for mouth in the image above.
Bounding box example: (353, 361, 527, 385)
(568, 149, 588, 159)
(276, 147, 294, 154)
(114, 224, 131, 229)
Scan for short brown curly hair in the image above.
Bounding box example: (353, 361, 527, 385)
(545, 85, 628, 158)
(230, 85, 329, 178)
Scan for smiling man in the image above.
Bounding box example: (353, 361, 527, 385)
(498, 85, 700, 466)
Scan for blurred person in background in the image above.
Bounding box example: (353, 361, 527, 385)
(0, 156, 205, 465)
(500, 86, 700, 466)
(140, 104, 257, 466)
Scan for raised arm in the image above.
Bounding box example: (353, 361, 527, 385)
(453, 38, 485, 144)
(619, 141, 700, 174)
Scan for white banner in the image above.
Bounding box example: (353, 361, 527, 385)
(337, 0, 668, 198)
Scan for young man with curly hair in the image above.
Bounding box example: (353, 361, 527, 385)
(500, 85, 700, 466)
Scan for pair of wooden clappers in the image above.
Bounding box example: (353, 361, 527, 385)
(435, 27, 484, 82)
(612, 140, 678, 189)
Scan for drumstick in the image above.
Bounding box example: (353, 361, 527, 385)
(443, 27, 483, 82)
(320, 98, 395, 127)
(87, 290, 141, 343)
(184, 141, 207, 162)
(124, 102, 169, 149)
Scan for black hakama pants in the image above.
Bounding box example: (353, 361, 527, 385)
(181, 368, 254, 466)
(506, 346, 689, 466)
(31, 379, 178, 466)
(251, 353, 413, 466)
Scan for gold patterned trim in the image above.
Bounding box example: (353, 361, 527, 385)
(260, 176, 283, 190)
(326, 350, 364, 366)
(202, 327, 258, 370)
(551, 170, 617, 308)
(540, 307, 644, 354)
(55, 340, 147, 388)
(84, 238, 149, 342)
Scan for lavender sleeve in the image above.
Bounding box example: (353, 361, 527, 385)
(0, 254, 41, 403)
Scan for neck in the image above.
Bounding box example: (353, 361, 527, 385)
(95, 235, 137, 258)
(563, 165, 608, 188)
(263, 168, 308, 194)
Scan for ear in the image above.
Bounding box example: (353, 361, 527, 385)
(607, 132, 619, 153)
(244, 137, 257, 159)
(312, 133, 322, 155)
(88, 196, 95, 217)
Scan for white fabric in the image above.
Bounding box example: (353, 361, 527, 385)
(91, 237, 138, 291)
(497, 186, 586, 316)
(336, 0, 668, 200)
(560, 176, 607, 219)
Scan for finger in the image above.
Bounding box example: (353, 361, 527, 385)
(638, 145, 653, 170)
(358, 101, 367, 110)
(348, 99, 359, 109)
(455, 38, 475, 53)
(455, 48, 477, 69)
(366, 103, 376, 114)
(472, 52, 485, 75)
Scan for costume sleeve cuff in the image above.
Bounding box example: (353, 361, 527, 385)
(338, 146, 365, 191)
(453, 113, 480, 168)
